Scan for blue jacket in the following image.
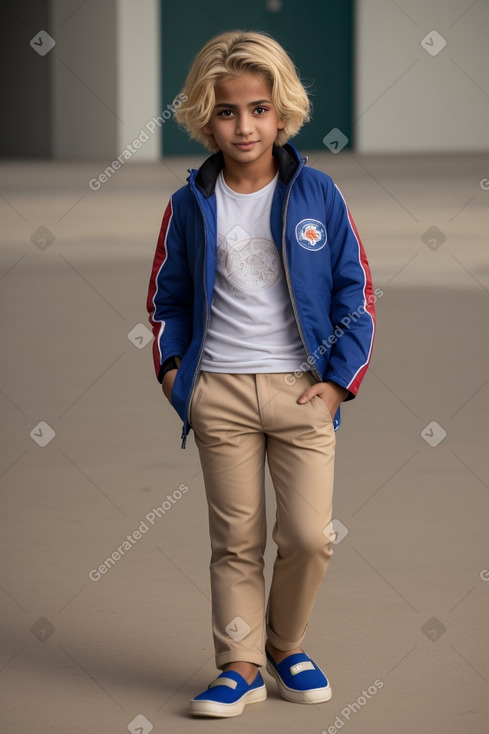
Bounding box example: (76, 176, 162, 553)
(147, 143, 376, 447)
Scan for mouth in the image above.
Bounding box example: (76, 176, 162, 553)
(233, 141, 259, 150)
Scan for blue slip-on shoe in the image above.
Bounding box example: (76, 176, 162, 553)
(265, 648, 332, 704)
(189, 669, 267, 717)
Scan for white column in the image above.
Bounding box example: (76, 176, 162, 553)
(116, 0, 161, 160)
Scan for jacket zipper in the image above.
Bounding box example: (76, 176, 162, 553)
(181, 187, 210, 448)
(281, 158, 322, 382)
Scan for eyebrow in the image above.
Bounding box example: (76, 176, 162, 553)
(214, 99, 271, 108)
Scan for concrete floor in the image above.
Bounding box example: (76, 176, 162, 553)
(1, 151, 489, 733)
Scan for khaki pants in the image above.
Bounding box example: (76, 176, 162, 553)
(190, 371, 337, 669)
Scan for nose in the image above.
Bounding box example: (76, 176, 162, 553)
(235, 112, 253, 137)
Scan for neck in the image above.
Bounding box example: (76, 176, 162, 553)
(221, 150, 278, 194)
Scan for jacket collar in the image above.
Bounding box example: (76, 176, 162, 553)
(191, 143, 303, 198)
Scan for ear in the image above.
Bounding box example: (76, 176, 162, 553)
(202, 123, 213, 136)
(277, 118, 286, 131)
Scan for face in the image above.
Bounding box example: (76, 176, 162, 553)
(203, 73, 285, 166)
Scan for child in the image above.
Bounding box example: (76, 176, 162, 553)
(147, 30, 376, 718)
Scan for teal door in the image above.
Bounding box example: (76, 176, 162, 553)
(161, 0, 353, 155)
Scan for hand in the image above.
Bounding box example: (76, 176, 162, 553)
(162, 368, 178, 404)
(297, 380, 349, 420)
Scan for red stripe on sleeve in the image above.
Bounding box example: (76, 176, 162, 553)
(147, 199, 173, 376)
(345, 207, 376, 394)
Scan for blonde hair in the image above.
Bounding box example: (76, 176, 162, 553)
(173, 30, 311, 152)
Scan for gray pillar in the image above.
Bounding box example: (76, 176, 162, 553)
(51, 0, 118, 158)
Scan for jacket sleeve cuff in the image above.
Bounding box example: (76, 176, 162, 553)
(157, 356, 181, 384)
(323, 372, 356, 401)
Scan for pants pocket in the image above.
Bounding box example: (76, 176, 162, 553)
(189, 373, 204, 426)
(311, 395, 333, 423)
(301, 371, 333, 423)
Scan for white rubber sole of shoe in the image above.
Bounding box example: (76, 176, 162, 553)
(189, 684, 267, 717)
(266, 661, 332, 704)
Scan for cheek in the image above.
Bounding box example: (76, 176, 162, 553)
(214, 122, 234, 139)
(260, 113, 285, 130)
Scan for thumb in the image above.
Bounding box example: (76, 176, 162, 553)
(297, 385, 320, 404)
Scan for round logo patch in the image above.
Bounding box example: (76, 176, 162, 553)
(295, 219, 327, 251)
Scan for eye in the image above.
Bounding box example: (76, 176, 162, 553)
(254, 106, 268, 115)
(217, 109, 235, 118)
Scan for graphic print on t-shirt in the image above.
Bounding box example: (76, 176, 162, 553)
(217, 224, 280, 294)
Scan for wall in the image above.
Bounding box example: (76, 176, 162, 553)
(3, 0, 487, 158)
(355, 0, 489, 152)
(51, 0, 159, 159)
(0, 0, 52, 157)
(51, 0, 118, 158)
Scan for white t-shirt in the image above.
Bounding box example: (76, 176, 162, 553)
(201, 170, 309, 372)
